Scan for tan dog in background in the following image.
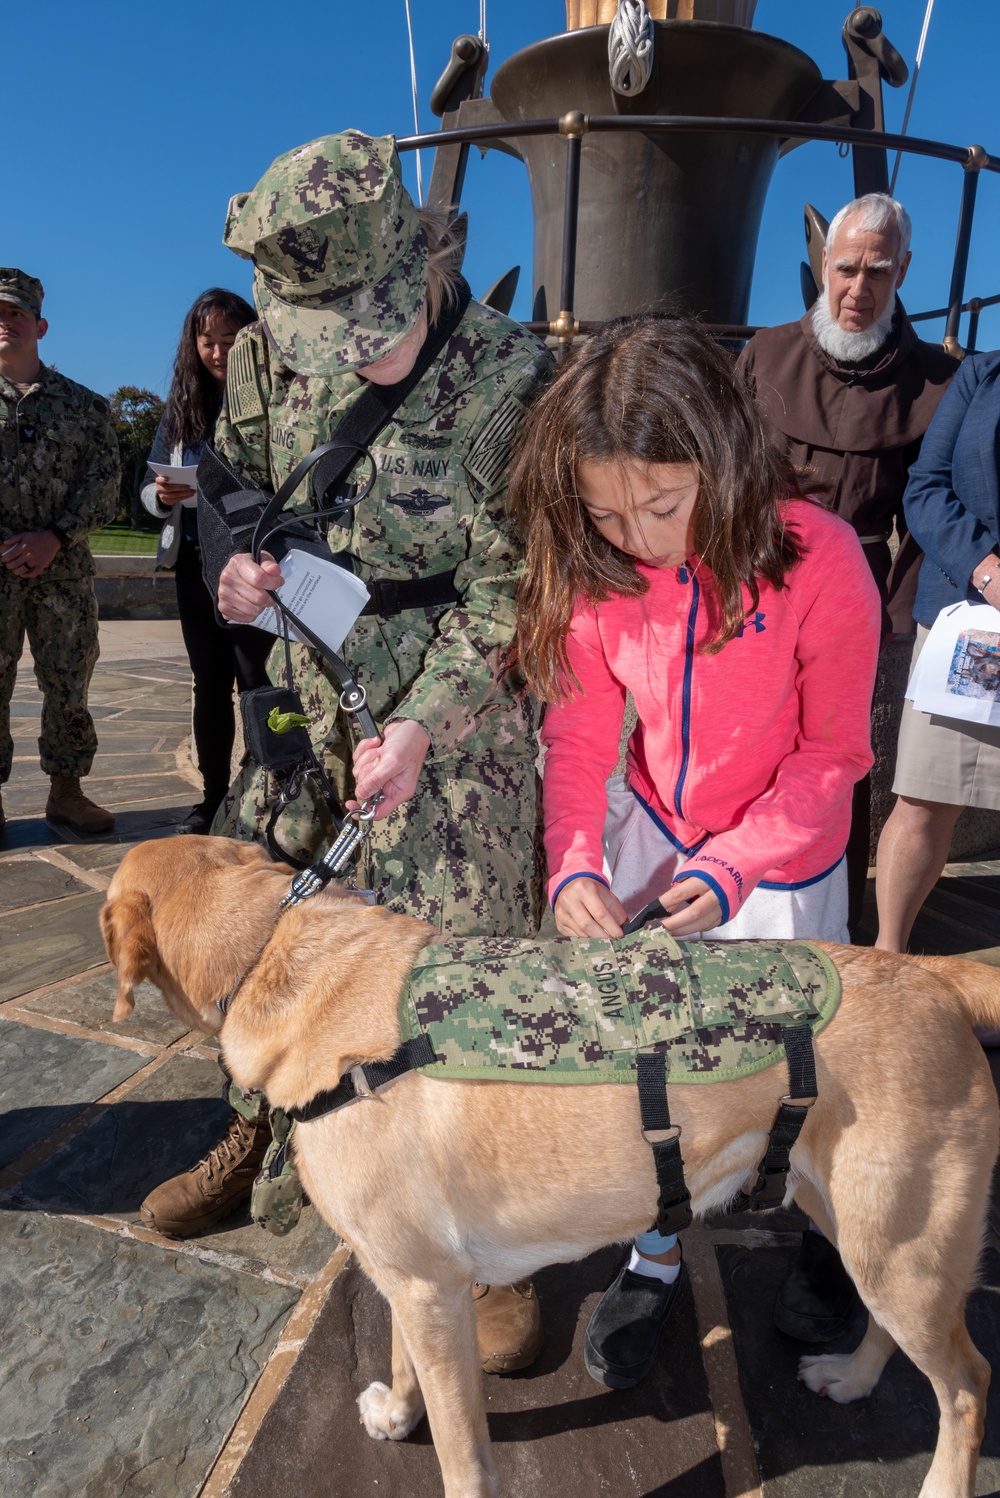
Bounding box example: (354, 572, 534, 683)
(100, 835, 1000, 1498)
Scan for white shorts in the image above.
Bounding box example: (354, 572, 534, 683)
(601, 776, 849, 944)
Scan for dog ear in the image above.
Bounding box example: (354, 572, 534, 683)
(100, 891, 156, 1021)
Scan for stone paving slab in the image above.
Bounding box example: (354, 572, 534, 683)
(107, 708, 194, 724)
(90, 754, 186, 777)
(0, 819, 62, 852)
(0, 1018, 149, 1170)
(229, 1249, 725, 1498)
(0, 890, 108, 1000)
(54, 840, 154, 873)
(15, 969, 192, 1047)
(718, 1240, 1000, 1496)
(0, 1211, 299, 1498)
(84, 774, 199, 805)
(0, 857, 92, 914)
(9, 1053, 337, 1279)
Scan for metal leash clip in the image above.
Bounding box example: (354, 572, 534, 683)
(279, 793, 383, 910)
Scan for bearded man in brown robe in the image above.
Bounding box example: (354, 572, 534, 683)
(737, 192, 958, 1343)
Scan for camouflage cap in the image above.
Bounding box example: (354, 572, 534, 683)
(223, 131, 428, 377)
(0, 268, 44, 316)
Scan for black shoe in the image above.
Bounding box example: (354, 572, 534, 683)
(175, 801, 219, 836)
(584, 1258, 685, 1389)
(773, 1232, 859, 1342)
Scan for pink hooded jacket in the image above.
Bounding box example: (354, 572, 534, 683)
(542, 500, 881, 923)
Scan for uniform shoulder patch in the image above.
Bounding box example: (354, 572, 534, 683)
(226, 328, 268, 426)
(464, 391, 528, 497)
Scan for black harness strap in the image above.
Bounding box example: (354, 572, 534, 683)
(285, 1033, 439, 1124)
(636, 1051, 694, 1237)
(731, 1022, 818, 1213)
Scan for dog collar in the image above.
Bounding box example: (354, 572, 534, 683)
(285, 1033, 438, 1123)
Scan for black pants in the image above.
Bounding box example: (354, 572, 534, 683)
(845, 771, 871, 939)
(174, 538, 272, 807)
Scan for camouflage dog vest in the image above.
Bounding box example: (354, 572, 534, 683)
(397, 927, 840, 1085)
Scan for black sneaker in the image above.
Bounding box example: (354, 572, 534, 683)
(773, 1231, 860, 1342)
(584, 1259, 686, 1389)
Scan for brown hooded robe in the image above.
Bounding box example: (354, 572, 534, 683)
(738, 306, 958, 633)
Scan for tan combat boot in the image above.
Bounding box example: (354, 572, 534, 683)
(473, 1280, 544, 1373)
(46, 775, 114, 835)
(140, 1111, 273, 1237)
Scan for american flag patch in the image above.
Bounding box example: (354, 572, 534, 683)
(226, 335, 267, 425)
(465, 393, 528, 497)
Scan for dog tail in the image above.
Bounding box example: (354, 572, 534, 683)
(909, 953, 1000, 1030)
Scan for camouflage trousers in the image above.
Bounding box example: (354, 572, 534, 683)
(217, 717, 545, 938)
(0, 574, 100, 782)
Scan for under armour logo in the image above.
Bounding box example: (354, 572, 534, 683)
(737, 612, 766, 636)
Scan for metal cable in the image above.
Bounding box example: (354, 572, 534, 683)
(608, 0, 654, 98)
(403, 0, 424, 203)
(889, 0, 936, 197)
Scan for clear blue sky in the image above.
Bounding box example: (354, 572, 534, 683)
(8, 1, 1000, 397)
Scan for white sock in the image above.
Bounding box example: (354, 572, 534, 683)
(628, 1245, 681, 1284)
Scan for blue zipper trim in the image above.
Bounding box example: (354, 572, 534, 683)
(756, 854, 846, 891)
(551, 871, 611, 910)
(674, 569, 699, 818)
(671, 869, 731, 928)
(631, 787, 708, 858)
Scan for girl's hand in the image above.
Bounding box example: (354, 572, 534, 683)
(349, 719, 431, 819)
(218, 551, 284, 622)
(657, 876, 723, 937)
(155, 476, 195, 507)
(553, 878, 628, 939)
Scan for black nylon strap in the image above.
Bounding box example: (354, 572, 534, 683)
(636, 1052, 693, 1236)
(783, 1021, 817, 1099)
(360, 571, 461, 618)
(285, 1033, 439, 1124)
(732, 1023, 818, 1213)
(622, 898, 668, 936)
(363, 1034, 438, 1090)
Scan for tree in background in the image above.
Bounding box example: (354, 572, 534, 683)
(109, 386, 165, 526)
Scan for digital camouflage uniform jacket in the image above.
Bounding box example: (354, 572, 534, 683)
(0, 365, 119, 576)
(215, 299, 553, 932)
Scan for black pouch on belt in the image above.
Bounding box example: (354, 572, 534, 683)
(239, 686, 314, 772)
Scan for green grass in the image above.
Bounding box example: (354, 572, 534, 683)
(90, 522, 158, 556)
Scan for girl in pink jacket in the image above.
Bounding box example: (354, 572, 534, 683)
(509, 315, 880, 1390)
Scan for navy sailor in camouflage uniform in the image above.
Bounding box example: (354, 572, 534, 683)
(0, 268, 120, 839)
(139, 131, 553, 1372)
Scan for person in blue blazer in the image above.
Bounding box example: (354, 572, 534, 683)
(876, 349, 1000, 950)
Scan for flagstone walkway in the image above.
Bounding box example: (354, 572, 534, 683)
(2, 623, 999, 1498)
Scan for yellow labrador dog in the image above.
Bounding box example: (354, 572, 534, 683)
(100, 836, 1000, 1498)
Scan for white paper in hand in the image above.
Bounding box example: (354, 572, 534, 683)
(907, 600, 1000, 726)
(148, 461, 201, 508)
(250, 549, 370, 654)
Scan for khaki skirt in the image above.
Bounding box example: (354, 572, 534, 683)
(892, 625, 1000, 809)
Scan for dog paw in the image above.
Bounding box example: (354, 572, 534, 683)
(797, 1352, 876, 1403)
(357, 1381, 423, 1441)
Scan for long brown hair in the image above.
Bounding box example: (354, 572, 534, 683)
(511, 314, 808, 702)
(162, 288, 256, 451)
